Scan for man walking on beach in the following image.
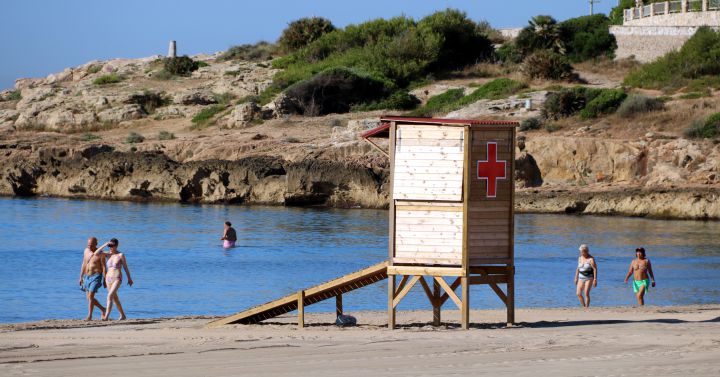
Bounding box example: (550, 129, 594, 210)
(624, 247, 656, 306)
(79, 237, 106, 320)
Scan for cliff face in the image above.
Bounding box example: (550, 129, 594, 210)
(0, 144, 389, 208)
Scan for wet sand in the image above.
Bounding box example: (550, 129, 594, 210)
(1, 305, 719, 376)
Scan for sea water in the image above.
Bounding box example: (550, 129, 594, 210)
(0, 197, 719, 323)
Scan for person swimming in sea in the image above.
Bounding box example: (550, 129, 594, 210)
(221, 221, 237, 248)
(624, 247, 656, 306)
(94, 238, 134, 320)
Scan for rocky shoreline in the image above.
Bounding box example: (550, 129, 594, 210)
(1, 142, 717, 220)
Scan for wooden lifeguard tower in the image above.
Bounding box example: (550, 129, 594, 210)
(208, 116, 517, 330)
(364, 116, 517, 329)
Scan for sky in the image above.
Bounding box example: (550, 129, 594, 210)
(1, 0, 616, 90)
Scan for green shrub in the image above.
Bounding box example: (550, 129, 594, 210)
(680, 91, 711, 100)
(515, 15, 564, 57)
(213, 92, 236, 105)
(152, 69, 173, 80)
(544, 87, 614, 119)
(285, 67, 389, 116)
(86, 64, 103, 74)
(544, 123, 560, 133)
(220, 41, 276, 61)
(164, 56, 200, 76)
(510, 14, 616, 63)
(411, 78, 526, 116)
(617, 95, 664, 117)
(495, 43, 524, 64)
(278, 17, 335, 53)
(260, 10, 495, 113)
(462, 78, 526, 101)
(80, 133, 101, 141)
(353, 90, 419, 111)
(410, 88, 465, 116)
(1, 90, 22, 101)
(158, 131, 175, 140)
(125, 91, 169, 113)
(191, 104, 226, 126)
(624, 27, 720, 90)
(685, 113, 720, 138)
(125, 132, 145, 144)
(559, 14, 616, 62)
(519, 117, 543, 131)
(93, 73, 123, 85)
(417, 9, 493, 70)
(610, 0, 635, 25)
(522, 50, 573, 80)
(580, 89, 627, 119)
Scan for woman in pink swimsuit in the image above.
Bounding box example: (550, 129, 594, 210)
(94, 238, 133, 320)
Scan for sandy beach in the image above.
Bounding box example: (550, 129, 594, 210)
(1, 305, 719, 376)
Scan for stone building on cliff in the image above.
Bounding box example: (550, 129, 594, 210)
(610, 0, 720, 62)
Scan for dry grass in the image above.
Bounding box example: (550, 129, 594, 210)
(573, 57, 641, 84)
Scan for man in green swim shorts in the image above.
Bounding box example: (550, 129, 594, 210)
(624, 247, 656, 306)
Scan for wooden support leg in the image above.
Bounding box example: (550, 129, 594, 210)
(432, 279, 441, 326)
(388, 274, 396, 329)
(507, 267, 515, 327)
(336, 294, 343, 318)
(461, 277, 469, 330)
(297, 290, 305, 329)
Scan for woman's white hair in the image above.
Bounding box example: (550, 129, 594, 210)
(578, 244, 589, 252)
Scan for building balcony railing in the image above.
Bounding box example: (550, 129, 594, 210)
(623, 0, 720, 22)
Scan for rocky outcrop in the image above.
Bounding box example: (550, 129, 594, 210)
(516, 188, 720, 220)
(2, 55, 275, 132)
(0, 145, 389, 208)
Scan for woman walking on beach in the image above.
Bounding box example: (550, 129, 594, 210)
(624, 247, 656, 306)
(94, 238, 133, 320)
(574, 244, 598, 308)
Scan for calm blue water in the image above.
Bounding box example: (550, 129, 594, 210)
(0, 197, 719, 323)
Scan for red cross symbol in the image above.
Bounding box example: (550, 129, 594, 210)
(477, 142, 507, 198)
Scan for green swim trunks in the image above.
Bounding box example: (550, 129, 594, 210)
(633, 279, 651, 293)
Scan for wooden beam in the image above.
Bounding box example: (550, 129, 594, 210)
(393, 275, 421, 308)
(462, 126, 470, 275)
(363, 137, 389, 157)
(336, 294, 343, 318)
(387, 265, 464, 277)
(418, 276, 435, 305)
(394, 275, 410, 297)
(432, 278, 441, 326)
(468, 275, 508, 285)
(461, 277, 469, 330)
(438, 277, 462, 307)
(388, 274, 396, 329)
(507, 266, 515, 326)
(469, 266, 511, 275)
(297, 290, 305, 329)
(435, 276, 462, 309)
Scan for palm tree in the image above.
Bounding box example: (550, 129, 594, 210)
(528, 15, 566, 54)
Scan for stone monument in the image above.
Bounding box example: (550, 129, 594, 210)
(168, 41, 177, 58)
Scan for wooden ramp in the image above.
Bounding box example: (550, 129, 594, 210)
(207, 261, 388, 327)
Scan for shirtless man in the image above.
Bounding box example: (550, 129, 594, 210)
(79, 237, 106, 320)
(624, 247, 656, 306)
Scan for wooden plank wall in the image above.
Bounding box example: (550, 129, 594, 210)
(393, 202, 463, 265)
(393, 125, 464, 201)
(467, 128, 514, 265)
